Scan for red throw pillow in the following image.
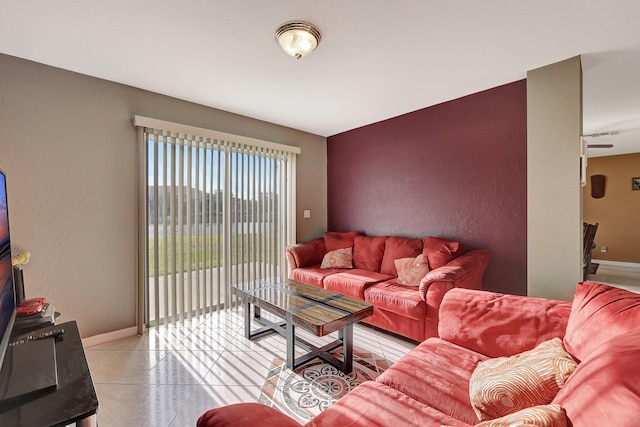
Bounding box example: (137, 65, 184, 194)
(352, 235, 387, 272)
(323, 231, 361, 252)
(422, 236, 466, 270)
(380, 236, 424, 276)
(563, 281, 640, 362)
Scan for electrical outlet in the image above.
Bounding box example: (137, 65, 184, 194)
(303, 209, 311, 219)
(600, 246, 607, 253)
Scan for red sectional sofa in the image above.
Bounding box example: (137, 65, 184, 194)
(198, 281, 640, 427)
(285, 231, 491, 341)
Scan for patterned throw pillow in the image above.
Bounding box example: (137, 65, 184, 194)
(474, 404, 567, 427)
(320, 247, 353, 269)
(394, 254, 429, 286)
(469, 338, 577, 421)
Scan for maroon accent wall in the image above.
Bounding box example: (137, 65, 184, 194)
(327, 80, 527, 296)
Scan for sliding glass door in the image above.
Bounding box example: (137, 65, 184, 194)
(140, 122, 297, 327)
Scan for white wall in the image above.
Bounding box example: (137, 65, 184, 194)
(527, 56, 583, 301)
(0, 53, 327, 337)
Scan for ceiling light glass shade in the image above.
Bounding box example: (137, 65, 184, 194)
(275, 21, 321, 59)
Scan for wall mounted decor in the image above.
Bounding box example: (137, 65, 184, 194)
(591, 174, 606, 198)
(633, 177, 640, 191)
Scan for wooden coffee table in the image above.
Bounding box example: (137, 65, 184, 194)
(232, 279, 373, 374)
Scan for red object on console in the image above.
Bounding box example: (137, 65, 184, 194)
(16, 297, 47, 316)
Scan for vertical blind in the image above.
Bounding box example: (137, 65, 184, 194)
(135, 116, 299, 327)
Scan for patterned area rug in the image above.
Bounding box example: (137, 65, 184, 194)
(259, 351, 388, 423)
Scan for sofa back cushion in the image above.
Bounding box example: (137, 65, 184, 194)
(422, 236, 466, 270)
(563, 281, 640, 362)
(553, 329, 640, 427)
(380, 236, 424, 276)
(353, 235, 387, 272)
(439, 288, 572, 358)
(323, 231, 361, 252)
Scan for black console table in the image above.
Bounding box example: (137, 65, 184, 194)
(0, 321, 99, 426)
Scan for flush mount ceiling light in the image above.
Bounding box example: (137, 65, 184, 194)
(275, 21, 321, 59)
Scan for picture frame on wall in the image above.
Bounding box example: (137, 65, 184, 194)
(632, 177, 640, 191)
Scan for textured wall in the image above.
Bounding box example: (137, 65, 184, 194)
(583, 153, 640, 263)
(327, 81, 527, 295)
(0, 53, 326, 338)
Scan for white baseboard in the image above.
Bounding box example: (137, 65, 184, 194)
(82, 326, 138, 348)
(592, 259, 640, 269)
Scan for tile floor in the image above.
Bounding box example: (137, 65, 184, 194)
(85, 308, 417, 427)
(589, 262, 640, 293)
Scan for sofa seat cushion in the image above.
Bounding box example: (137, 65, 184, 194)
(306, 381, 470, 427)
(376, 337, 487, 425)
(553, 329, 640, 427)
(324, 270, 393, 299)
(291, 266, 345, 288)
(380, 236, 424, 276)
(364, 280, 425, 320)
(563, 281, 640, 362)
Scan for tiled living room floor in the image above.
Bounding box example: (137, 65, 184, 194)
(85, 308, 417, 427)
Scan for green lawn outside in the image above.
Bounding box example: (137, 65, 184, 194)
(148, 232, 278, 276)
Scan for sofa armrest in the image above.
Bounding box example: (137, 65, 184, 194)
(419, 249, 491, 292)
(419, 280, 454, 339)
(286, 237, 326, 278)
(198, 403, 302, 427)
(416, 250, 491, 338)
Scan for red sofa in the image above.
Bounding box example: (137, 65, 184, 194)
(198, 281, 640, 427)
(284, 231, 491, 341)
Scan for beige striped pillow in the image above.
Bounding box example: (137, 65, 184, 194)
(394, 254, 429, 286)
(469, 338, 577, 421)
(474, 404, 567, 427)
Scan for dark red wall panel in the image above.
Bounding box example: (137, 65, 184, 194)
(327, 80, 527, 295)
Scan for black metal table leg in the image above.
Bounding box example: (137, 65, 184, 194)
(244, 300, 251, 339)
(286, 312, 295, 370)
(340, 325, 354, 374)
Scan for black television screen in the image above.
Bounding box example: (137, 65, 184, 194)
(0, 169, 16, 372)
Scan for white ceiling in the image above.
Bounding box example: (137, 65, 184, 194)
(1, 1, 640, 156)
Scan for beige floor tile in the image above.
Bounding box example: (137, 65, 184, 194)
(201, 350, 274, 386)
(141, 350, 222, 385)
(85, 348, 117, 369)
(90, 350, 168, 384)
(94, 383, 133, 414)
(86, 306, 415, 425)
(169, 384, 262, 426)
(96, 384, 197, 427)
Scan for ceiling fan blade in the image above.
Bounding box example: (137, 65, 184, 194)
(587, 144, 614, 148)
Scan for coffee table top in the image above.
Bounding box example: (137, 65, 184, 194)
(233, 279, 373, 336)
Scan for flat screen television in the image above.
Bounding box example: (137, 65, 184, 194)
(0, 169, 16, 372)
